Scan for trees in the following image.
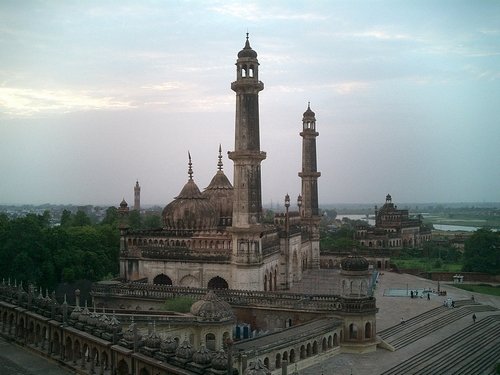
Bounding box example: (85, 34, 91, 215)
(462, 228, 500, 275)
(0, 209, 120, 291)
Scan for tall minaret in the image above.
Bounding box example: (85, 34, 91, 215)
(134, 180, 141, 211)
(299, 103, 321, 269)
(228, 34, 266, 290)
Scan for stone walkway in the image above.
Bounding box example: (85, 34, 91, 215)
(294, 269, 500, 375)
(0, 338, 74, 375)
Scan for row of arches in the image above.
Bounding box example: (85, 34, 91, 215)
(265, 332, 342, 371)
(127, 237, 233, 251)
(1, 311, 112, 374)
(263, 266, 278, 292)
(153, 274, 229, 289)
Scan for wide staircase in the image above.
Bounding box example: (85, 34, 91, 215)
(379, 301, 500, 375)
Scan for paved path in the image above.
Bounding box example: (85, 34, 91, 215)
(0, 338, 74, 375)
(294, 269, 500, 375)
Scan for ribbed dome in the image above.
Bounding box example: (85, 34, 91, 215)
(176, 337, 195, 360)
(203, 147, 233, 223)
(106, 313, 122, 334)
(190, 291, 235, 321)
(211, 349, 228, 371)
(243, 359, 271, 375)
(144, 326, 162, 349)
(192, 342, 213, 365)
(238, 34, 258, 58)
(162, 155, 218, 231)
(161, 335, 178, 354)
(341, 252, 369, 272)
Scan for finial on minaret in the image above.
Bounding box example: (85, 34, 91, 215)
(188, 151, 193, 181)
(217, 144, 223, 171)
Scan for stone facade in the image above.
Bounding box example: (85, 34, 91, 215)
(356, 194, 431, 250)
(119, 35, 321, 293)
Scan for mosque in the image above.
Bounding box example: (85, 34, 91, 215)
(0, 36, 379, 375)
(118, 34, 322, 293)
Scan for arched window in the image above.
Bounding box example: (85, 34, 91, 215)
(289, 349, 295, 363)
(206, 333, 216, 351)
(365, 322, 372, 339)
(349, 323, 357, 340)
(275, 353, 281, 369)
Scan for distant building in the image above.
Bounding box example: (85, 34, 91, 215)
(356, 194, 431, 249)
(134, 180, 140, 211)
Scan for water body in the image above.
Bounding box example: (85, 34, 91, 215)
(338, 214, 375, 226)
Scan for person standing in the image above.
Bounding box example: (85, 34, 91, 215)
(472, 314, 477, 323)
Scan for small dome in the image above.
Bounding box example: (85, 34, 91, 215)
(303, 103, 315, 119)
(192, 342, 213, 365)
(145, 326, 162, 349)
(78, 302, 90, 324)
(238, 34, 258, 58)
(341, 252, 369, 272)
(120, 199, 128, 208)
(98, 313, 110, 330)
(161, 335, 178, 354)
(211, 349, 228, 371)
(123, 322, 141, 342)
(243, 359, 271, 375)
(87, 309, 100, 327)
(106, 313, 122, 334)
(190, 291, 235, 321)
(176, 337, 195, 360)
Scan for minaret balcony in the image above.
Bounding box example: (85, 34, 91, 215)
(227, 150, 266, 162)
(231, 80, 264, 93)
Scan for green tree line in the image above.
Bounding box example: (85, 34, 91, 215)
(0, 208, 123, 291)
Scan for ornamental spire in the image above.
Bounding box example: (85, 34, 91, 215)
(217, 144, 223, 171)
(188, 151, 193, 181)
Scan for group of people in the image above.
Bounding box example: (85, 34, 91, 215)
(410, 290, 431, 300)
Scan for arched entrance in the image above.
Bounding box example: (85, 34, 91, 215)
(153, 274, 172, 285)
(208, 276, 228, 289)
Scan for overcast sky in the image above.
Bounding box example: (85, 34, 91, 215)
(1, 1, 499, 208)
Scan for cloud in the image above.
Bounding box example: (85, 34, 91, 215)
(141, 82, 182, 91)
(211, 3, 326, 22)
(0, 87, 132, 117)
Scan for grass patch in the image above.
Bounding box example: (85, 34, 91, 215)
(161, 296, 196, 313)
(392, 258, 462, 272)
(453, 284, 500, 297)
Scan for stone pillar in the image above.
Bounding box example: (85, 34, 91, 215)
(81, 348, 86, 370)
(282, 360, 288, 375)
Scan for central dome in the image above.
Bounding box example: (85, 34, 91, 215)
(162, 154, 218, 231)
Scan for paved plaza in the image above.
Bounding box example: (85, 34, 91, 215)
(294, 269, 500, 375)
